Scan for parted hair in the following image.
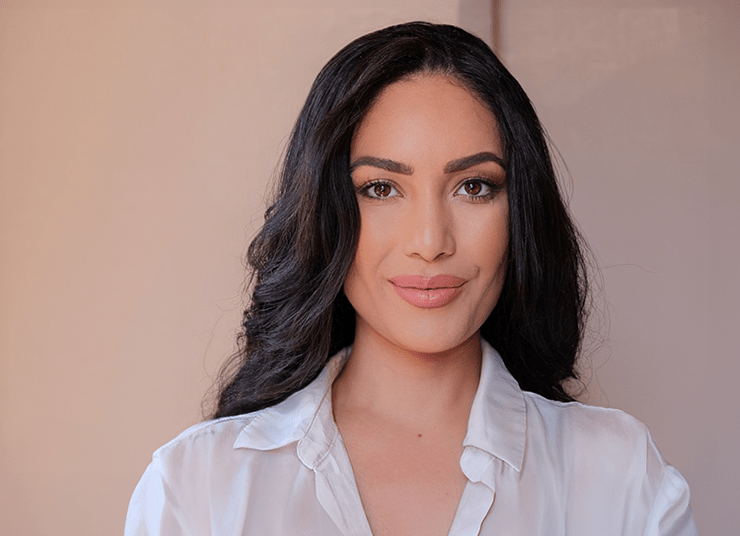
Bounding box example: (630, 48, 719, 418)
(212, 21, 589, 418)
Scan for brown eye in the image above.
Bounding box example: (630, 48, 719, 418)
(360, 181, 399, 199)
(374, 184, 392, 197)
(464, 181, 482, 196)
(456, 178, 493, 199)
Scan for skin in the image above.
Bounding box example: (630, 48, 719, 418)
(332, 73, 509, 536)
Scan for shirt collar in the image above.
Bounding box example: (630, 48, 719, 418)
(233, 340, 526, 473)
(232, 347, 349, 456)
(463, 340, 526, 473)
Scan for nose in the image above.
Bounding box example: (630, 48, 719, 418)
(401, 195, 456, 262)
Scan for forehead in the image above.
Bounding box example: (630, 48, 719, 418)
(351, 74, 502, 159)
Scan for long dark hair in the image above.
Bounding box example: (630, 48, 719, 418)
(212, 21, 589, 418)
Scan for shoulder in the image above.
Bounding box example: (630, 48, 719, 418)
(520, 393, 696, 534)
(136, 411, 307, 515)
(149, 350, 342, 472)
(522, 392, 666, 487)
(145, 414, 267, 502)
(125, 415, 259, 535)
(125, 409, 323, 536)
(524, 391, 652, 447)
(153, 414, 255, 464)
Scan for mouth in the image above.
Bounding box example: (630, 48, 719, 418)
(389, 275, 466, 308)
(389, 274, 466, 290)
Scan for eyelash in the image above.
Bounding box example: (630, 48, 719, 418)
(356, 177, 503, 202)
(357, 180, 400, 200)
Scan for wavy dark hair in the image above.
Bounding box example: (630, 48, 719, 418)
(212, 21, 589, 418)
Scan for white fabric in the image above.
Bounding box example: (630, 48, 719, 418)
(124, 342, 698, 535)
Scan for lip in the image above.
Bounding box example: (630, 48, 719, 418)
(389, 275, 467, 309)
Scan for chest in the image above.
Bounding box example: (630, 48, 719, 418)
(340, 426, 468, 536)
(217, 441, 644, 536)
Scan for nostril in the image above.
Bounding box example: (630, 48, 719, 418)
(402, 207, 456, 261)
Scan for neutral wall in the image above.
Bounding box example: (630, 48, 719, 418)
(1, 0, 736, 534)
(0, 1, 488, 534)
(498, 1, 740, 534)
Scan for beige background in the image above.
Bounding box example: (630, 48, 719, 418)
(0, 0, 737, 534)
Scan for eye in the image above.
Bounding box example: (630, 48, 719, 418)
(358, 180, 400, 199)
(456, 178, 494, 199)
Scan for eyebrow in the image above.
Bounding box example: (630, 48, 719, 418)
(444, 151, 507, 173)
(349, 151, 506, 176)
(349, 156, 413, 175)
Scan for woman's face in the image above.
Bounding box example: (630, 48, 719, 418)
(344, 74, 509, 355)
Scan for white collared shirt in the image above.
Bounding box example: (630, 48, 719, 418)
(124, 342, 697, 535)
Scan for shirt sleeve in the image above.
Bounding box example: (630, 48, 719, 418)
(123, 457, 185, 536)
(643, 465, 698, 536)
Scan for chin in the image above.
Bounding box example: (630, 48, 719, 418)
(389, 329, 481, 358)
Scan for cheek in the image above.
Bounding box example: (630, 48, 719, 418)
(460, 204, 508, 260)
(343, 212, 382, 298)
(463, 207, 509, 305)
(350, 207, 395, 273)
(484, 228, 509, 274)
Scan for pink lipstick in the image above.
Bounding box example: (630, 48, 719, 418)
(389, 275, 466, 309)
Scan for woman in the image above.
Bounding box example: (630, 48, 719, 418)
(124, 22, 697, 535)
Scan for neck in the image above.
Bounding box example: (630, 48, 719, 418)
(332, 327, 482, 430)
